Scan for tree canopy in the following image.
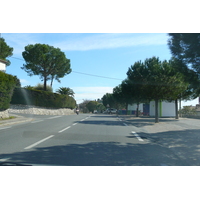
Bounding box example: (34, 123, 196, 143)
(126, 57, 188, 122)
(0, 37, 13, 66)
(56, 87, 75, 97)
(168, 33, 200, 74)
(22, 43, 71, 91)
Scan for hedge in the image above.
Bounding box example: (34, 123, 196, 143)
(11, 88, 76, 109)
(0, 71, 17, 111)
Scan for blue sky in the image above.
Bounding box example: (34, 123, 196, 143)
(2, 33, 199, 106)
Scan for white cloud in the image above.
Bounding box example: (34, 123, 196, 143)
(55, 33, 168, 51)
(72, 86, 113, 103)
(3, 33, 40, 55)
(20, 79, 30, 86)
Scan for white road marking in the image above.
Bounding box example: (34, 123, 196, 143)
(0, 126, 11, 130)
(80, 119, 85, 121)
(47, 116, 61, 119)
(160, 163, 168, 166)
(123, 123, 128, 126)
(58, 126, 71, 133)
(31, 120, 44, 124)
(0, 157, 11, 162)
(24, 135, 54, 150)
(131, 131, 144, 142)
(73, 123, 77, 126)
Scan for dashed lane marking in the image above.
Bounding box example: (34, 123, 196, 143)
(58, 126, 71, 133)
(131, 131, 144, 142)
(31, 120, 44, 124)
(24, 135, 54, 150)
(47, 116, 62, 119)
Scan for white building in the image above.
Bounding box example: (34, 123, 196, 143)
(128, 103, 143, 112)
(127, 100, 175, 117)
(0, 59, 7, 72)
(150, 100, 175, 117)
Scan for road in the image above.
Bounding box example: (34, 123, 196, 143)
(0, 113, 200, 165)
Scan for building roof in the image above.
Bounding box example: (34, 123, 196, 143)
(0, 59, 7, 64)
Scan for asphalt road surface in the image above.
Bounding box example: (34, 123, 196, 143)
(0, 113, 200, 166)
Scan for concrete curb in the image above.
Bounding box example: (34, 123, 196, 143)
(0, 114, 33, 127)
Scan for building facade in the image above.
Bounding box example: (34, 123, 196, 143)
(0, 59, 7, 72)
(149, 100, 175, 117)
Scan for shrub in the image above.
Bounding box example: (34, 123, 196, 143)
(34, 83, 53, 92)
(11, 87, 76, 109)
(0, 71, 17, 110)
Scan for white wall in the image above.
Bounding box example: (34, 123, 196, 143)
(150, 101, 157, 116)
(150, 101, 175, 117)
(0, 62, 6, 72)
(128, 103, 143, 112)
(162, 101, 175, 117)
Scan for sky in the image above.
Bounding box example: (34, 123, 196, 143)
(1, 0, 199, 197)
(2, 33, 199, 106)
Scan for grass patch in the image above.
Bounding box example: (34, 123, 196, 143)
(0, 116, 16, 120)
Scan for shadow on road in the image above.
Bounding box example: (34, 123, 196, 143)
(0, 141, 184, 166)
(2, 127, 200, 166)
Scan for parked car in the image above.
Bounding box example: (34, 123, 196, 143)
(104, 108, 117, 114)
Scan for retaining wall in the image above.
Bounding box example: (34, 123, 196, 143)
(8, 104, 75, 115)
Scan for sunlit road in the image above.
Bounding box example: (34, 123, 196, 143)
(0, 113, 200, 165)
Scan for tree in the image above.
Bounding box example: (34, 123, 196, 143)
(86, 101, 98, 113)
(127, 57, 188, 123)
(102, 93, 117, 109)
(34, 83, 53, 92)
(112, 85, 126, 110)
(56, 87, 75, 97)
(168, 33, 200, 74)
(22, 43, 71, 91)
(79, 100, 91, 113)
(0, 37, 13, 66)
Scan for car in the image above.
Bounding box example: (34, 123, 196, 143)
(105, 108, 117, 114)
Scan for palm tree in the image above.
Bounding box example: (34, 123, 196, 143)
(56, 87, 75, 97)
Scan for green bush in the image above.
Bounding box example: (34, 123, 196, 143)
(34, 83, 53, 92)
(11, 87, 76, 109)
(0, 71, 17, 111)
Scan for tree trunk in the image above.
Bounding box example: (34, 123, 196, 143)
(50, 75, 54, 87)
(136, 103, 139, 117)
(126, 102, 128, 115)
(155, 99, 159, 123)
(179, 98, 182, 118)
(44, 76, 47, 91)
(175, 99, 179, 119)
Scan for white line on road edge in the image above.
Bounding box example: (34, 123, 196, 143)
(0, 157, 11, 162)
(131, 131, 144, 142)
(31, 120, 44, 124)
(24, 135, 54, 150)
(0, 126, 11, 130)
(47, 116, 61, 119)
(58, 126, 71, 133)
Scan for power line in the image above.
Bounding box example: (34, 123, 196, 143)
(10, 56, 123, 81)
(10, 56, 24, 61)
(72, 70, 123, 81)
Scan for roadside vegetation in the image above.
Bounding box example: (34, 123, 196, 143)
(0, 38, 76, 114)
(102, 34, 200, 123)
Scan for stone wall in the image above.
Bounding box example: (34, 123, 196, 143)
(0, 110, 9, 119)
(8, 104, 75, 115)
